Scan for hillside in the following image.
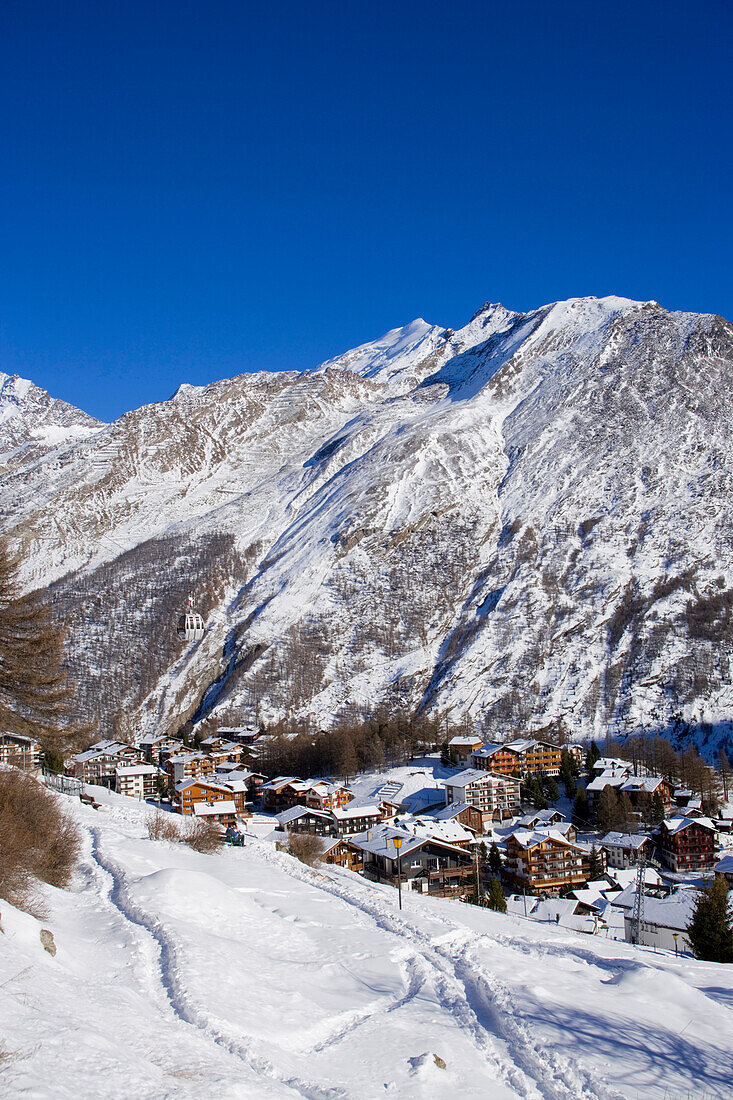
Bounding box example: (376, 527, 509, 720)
(2, 297, 733, 757)
(1, 786, 732, 1098)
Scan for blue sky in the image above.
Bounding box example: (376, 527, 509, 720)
(1, 1, 731, 421)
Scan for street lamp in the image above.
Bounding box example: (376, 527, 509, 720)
(393, 835, 403, 911)
(673, 933, 679, 957)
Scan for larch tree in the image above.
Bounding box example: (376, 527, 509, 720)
(0, 539, 70, 752)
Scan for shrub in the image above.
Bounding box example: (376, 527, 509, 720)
(286, 831, 324, 866)
(182, 819, 224, 853)
(0, 771, 81, 914)
(146, 811, 181, 843)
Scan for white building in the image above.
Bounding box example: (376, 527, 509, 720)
(443, 769, 521, 820)
(115, 764, 160, 801)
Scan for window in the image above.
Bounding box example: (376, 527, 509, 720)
(410, 859, 422, 869)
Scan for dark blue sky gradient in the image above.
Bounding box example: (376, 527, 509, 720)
(1, 1, 731, 420)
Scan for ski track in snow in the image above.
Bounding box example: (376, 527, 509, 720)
(248, 840, 619, 1100)
(89, 826, 345, 1100)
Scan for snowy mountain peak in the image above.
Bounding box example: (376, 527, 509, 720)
(3, 294, 733, 762)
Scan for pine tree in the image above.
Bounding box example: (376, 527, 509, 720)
(588, 844, 604, 880)
(572, 786, 589, 827)
(649, 790, 665, 826)
(440, 741, 452, 768)
(0, 539, 70, 748)
(544, 776, 560, 802)
(487, 875, 507, 913)
(488, 842, 502, 876)
(686, 876, 733, 963)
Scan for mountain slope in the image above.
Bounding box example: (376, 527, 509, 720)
(2, 298, 733, 757)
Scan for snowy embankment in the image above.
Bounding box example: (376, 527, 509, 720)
(1, 790, 732, 1099)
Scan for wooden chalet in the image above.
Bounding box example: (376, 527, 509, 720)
(504, 828, 589, 896)
(656, 816, 718, 872)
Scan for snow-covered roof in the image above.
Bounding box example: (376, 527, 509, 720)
(661, 816, 717, 836)
(715, 854, 733, 874)
(613, 886, 698, 931)
(444, 768, 502, 789)
(192, 800, 236, 818)
(115, 764, 158, 776)
(517, 809, 564, 828)
(507, 828, 580, 851)
(402, 816, 475, 846)
(331, 803, 381, 820)
(600, 832, 652, 851)
(175, 777, 230, 794)
(428, 801, 473, 822)
(277, 805, 331, 826)
(448, 735, 483, 747)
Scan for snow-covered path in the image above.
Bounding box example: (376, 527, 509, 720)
(2, 790, 733, 1098)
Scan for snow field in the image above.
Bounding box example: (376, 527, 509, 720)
(2, 786, 733, 1098)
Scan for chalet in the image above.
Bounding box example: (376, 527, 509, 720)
(216, 726, 260, 745)
(71, 741, 144, 787)
(331, 803, 383, 836)
(349, 825, 475, 897)
(447, 734, 484, 764)
(470, 743, 523, 776)
(322, 837, 363, 873)
(521, 740, 562, 777)
(276, 806, 335, 835)
(586, 770, 671, 816)
(516, 809, 565, 830)
(165, 751, 215, 787)
(0, 734, 42, 771)
(136, 733, 169, 765)
(656, 816, 718, 872)
(115, 764, 160, 801)
(504, 829, 589, 896)
(304, 780, 352, 812)
(208, 774, 251, 815)
(261, 777, 304, 812)
(426, 801, 484, 834)
(175, 777, 237, 815)
(470, 739, 562, 778)
(599, 832, 654, 869)
(443, 769, 521, 821)
(199, 737, 247, 765)
(192, 800, 237, 826)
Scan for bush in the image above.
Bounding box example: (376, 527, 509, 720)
(0, 770, 81, 914)
(286, 831, 324, 866)
(146, 811, 181, 843)
(182, 819, 224, 853)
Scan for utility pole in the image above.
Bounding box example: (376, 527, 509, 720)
(393, 835, 403, 911)
(630, 856, 646, 945)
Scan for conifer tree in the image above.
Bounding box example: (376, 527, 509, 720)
(0, 539, 69, 749)
(488, 842, 502, 876)
(649, 790, 665, 826)
(588, 844, 604, 881)
(572, 786, 589, 827)
(487, 875, 507, 913)
(686, 876, 733, 963)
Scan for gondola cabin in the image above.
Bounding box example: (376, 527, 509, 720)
(177, 608, 205, 642)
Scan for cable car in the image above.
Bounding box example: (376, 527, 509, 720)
(177, 596, 205, 642)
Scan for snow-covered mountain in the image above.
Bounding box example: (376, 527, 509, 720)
(3, 296, 733, 758)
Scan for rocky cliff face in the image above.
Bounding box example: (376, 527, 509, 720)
(3, 297, 732, 759)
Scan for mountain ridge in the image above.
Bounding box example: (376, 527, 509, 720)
(2, 295, 732, 760)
